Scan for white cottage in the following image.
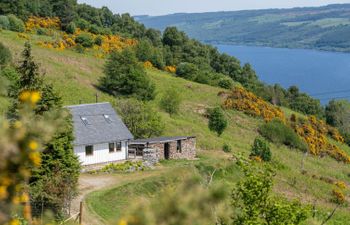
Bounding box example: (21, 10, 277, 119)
(67, 102, 134, 166)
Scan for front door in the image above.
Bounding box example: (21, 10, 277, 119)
(164, 143, 170, 160)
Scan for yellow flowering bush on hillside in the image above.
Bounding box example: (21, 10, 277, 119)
(25, 16, 60, 31)
(165, 65, 176, 73)
(223, 87, 285, 122)
(0, 91, 58, 224)
(292, 116, 350, 163)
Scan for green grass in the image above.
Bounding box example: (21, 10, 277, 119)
(1, 30, 350, 224)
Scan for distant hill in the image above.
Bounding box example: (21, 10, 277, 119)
(137, 4, 350, 52)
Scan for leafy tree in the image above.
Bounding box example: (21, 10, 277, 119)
(0, 42, 12, 68)
(117, 98, 164, 138)
(176, 62, 199, 80)
(326, 100, 350, 145)
(100, 48, 155, 101)
(250, 137, 272, 162)
(160, 89, 182, 115)
(162, 27, 186, 47)
(0, 15, 10, 29)
(218, 77, 234, 89)
(66, 21, 76, 34)
(208, 107, 227, 136)
(232, 157, 309, 224)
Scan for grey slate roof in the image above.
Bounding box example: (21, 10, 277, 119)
(130, 136, 195, 145)
(66, 102, 134, 146)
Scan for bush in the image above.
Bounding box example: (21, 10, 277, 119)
(7, 14, 25, 32)
(208, 107, 228, 136)
(222, 144, 232, 153)
(0, 42, 12, 68)
(160, 89, 181, 115)
(218, 77, 234, 89)
(66, 22, 76, 34)
(36, 28, 47, 36)
(74, 18, 90, 30)
(74, 44, 85, 53)
(89, 24, 102, 34)
(250, 137, 271, 162)
(75, 33, 94, 48)
(94, 35, 103, 46)
(259, 119, 308, 151)
(0, 15, 9, 30)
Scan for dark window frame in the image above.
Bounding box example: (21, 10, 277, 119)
(116, 142, 122, 152)
(109, 142, 115, 153)
(85, 145, 93, 156)
(177, 140, 182, 153)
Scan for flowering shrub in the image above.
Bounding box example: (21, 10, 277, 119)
(223, 87, 285, 122)
(292, 116, 350, 163)
(331, 188, 346, 205)
(143, 61, 154, 69)
(25, 16, 60, 31)
(165, 65, 176, 73)
(335, 181, 347, 189)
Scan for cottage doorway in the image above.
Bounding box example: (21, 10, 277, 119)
(164, 143, 170, 159)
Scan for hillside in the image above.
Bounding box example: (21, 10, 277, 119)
(137, 4, 350, 52)
(1, 30, 350, 224)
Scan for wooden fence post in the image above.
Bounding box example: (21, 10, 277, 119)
(79, 201, 83, 225)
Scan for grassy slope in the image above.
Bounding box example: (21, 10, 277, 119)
(1, 30, 350, 224)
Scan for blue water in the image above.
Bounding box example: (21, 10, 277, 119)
(216, 45, 350, 104)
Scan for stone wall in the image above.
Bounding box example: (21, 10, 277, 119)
(142, 148, 158, 167)
(148, 137, 196, 160)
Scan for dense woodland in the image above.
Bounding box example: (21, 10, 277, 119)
(139, 4, 350, 52)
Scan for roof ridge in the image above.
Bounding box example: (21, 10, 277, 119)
(65, 102, 111, 108)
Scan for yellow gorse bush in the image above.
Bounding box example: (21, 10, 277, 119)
(25, 16, 60, 31)
(165, 65, 176, 73)
(223, 87, 350, 163)
(223, 87, 285, 122)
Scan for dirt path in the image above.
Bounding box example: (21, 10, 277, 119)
(71, 169, 168, 225)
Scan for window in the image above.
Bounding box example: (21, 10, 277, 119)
(85, 145, 93, 156)
(81, 116, 91, 125)
(116, 142, 122, 151)
(177, 140, 182, 153)
(109, 143, 115, 153)
(104, 114, 112, 123)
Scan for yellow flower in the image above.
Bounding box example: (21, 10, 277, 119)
(0, 186, 8, 200)
(19, 91, 31, 102)
(20, 193, 29, 203)
(30, 91, 41, 104)
(12, 196, 20, 205)
(29, 152, 41, 167)
(118, 219, 128, 225)
(28, 140, 39, 151)
(9, 219, 20, 225)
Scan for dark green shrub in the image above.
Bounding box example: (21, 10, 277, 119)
(160, 89, 181, 115)
(176, 62, 199, 80)
(218, 77, 234, 89)
(94, 35, 103, 46)
(0, 16, 9, 30)
(36, 28, 47, 36)
(250, 137, 271, 162)
(66, 22, 76, 34)
(222, 144, 232, 153)
(7, 14, 25, 32)
(259, 119, 308, 151)
(89, 24, 102, 34)
(0, 42, 12, 67)
(74, 44, 85, 54)
(74, 18, 90, 30)
(208, 107, 228, 136)
(75, 33, 94, 48)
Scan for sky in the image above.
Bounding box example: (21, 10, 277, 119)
(78, 0, 350, 16)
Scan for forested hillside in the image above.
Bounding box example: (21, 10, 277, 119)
(138, 4, 350, 52)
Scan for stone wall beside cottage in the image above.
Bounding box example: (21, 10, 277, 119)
(148, 137, 196, 160)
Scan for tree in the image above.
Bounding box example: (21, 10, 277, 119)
(9, 42, 62, 117)
(100, 48, 155, 101)
(232, 157, 309, 225)
(208, 107, 227, 136)
(7, 14, 25, 32)
(30, 116, 80, 218)
(176, 62, 199, 80)
(160, 89, 181, 115)
(0, 42, 12, 68)
(117, 98, 164, 139)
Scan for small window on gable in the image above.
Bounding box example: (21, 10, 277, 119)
(85, 145, 93, 156)
(116, 142, 122, 151)
(109, 143, 115, 153)
(177, 140, 182, 153)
